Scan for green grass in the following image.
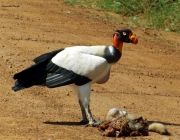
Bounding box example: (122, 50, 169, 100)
(64, 0, 180, 33)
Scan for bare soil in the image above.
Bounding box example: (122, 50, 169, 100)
(0, 0, 180, 139)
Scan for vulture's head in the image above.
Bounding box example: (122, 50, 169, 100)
(113, 28, 138, 44)
(112, 28, 138, 52)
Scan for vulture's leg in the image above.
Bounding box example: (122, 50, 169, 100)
(76, 83, 101, 126)
(78, 100, 89, 124)
(74, 85, 88, 124)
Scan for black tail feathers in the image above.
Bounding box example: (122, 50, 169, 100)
(12, 59, 49, 92)
(12, 48, 64, 92)
(12, 81, 26, 92)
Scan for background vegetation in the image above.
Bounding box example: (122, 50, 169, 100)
(64, 0, 180, 33)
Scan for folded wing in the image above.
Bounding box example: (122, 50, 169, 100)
(12, 46, 109, 91)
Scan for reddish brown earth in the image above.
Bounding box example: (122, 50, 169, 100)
(0, 0, 180, 139)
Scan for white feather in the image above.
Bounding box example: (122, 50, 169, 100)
(52, 46, 111, 81)
(105, 108, 127, 121)
(65, 46, 106, 57)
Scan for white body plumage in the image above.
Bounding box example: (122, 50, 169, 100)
(52, 46, 112, 83)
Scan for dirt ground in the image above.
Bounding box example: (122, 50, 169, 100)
(0, 0, 180, 139)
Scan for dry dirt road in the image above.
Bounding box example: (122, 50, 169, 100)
(0, 0, 180, 139)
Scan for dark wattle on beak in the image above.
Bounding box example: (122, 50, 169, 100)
(129, 34, 138, 44)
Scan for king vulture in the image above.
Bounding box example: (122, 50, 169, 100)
(12, 28, 138, 126)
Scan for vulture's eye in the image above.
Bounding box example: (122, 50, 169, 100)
(123, 32, 126, 36)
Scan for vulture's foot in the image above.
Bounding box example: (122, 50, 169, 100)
(85, 120, 102, 127)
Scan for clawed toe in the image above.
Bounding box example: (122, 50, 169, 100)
(85, 120, 102, 127)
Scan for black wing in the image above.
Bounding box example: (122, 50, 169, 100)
(12, 49, 91, 91)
